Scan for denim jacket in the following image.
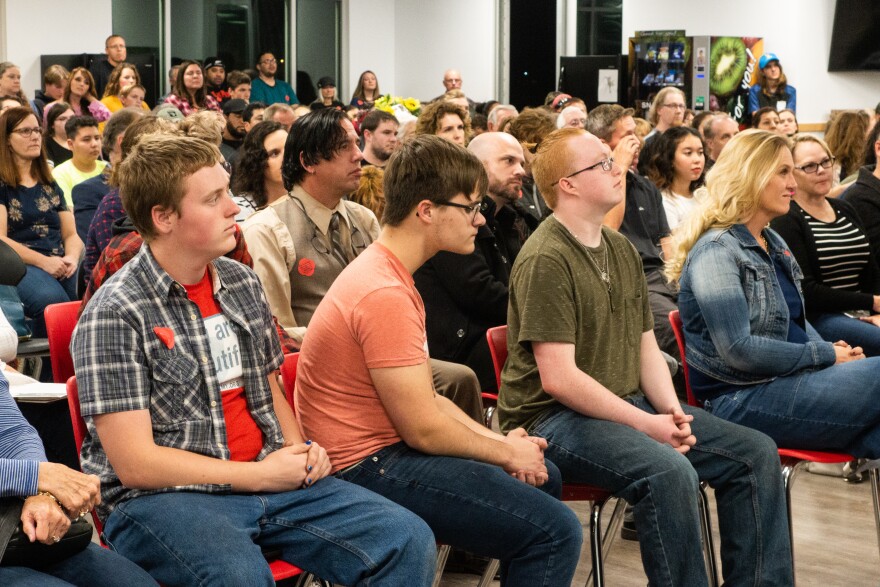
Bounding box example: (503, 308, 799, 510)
(678, 224, 836, 387)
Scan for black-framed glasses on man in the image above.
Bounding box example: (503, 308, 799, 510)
(795, 157, 835, 174)
(435, 200, 483, 223)
(553, 157, 615, 185)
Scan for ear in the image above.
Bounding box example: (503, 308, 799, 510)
(414, 199, 435, 222)
(66, 137, 74, 149)
(150, 204, 176, 237)
(299, 151, 315, 175)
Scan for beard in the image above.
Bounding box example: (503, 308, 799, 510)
(227, 122, 246, 140)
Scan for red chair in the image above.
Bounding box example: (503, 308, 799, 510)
(65, 376, 313, 584)
(669, 309, 880, 580)
(44, 301, 82, 383)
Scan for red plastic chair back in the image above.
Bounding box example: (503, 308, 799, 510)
(45, 301, 82, 383)
(486, 325, 508, 390)
(279, 353, 299, 408)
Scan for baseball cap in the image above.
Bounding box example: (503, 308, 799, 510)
(317, 76, 336, 88)
(759, 53, 780, 70)
(203, 57, 225, 71)
(155, 105, 184, 122)
(222, 99, 248, 116)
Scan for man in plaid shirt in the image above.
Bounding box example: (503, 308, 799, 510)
(71, 134, 435, 586)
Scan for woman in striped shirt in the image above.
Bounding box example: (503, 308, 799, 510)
(771, 134, 880, 355)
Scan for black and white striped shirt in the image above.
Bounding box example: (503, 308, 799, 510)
(803, 210, 871, 291)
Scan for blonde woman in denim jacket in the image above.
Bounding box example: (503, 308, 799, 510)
(667, 130, 880, 459)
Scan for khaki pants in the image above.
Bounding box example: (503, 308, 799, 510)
(430, 358, 484, 424)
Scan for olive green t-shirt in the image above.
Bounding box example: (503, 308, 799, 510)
(498, 216, 653, 433)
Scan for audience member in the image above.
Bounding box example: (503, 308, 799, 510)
(443, 89, 470, 112)
(778, 108, 799, 136)
(31, 64, 68, 122)
(500, 127, 793, 587)
(100, 62, 148, 113)
(242, 109, 482, 418)
(350, 165, 385, 221)
(250, 52, 298, 106)
(691, 111, 716, 139)
(219, 98, 247, 163)
(231, 120, 288, 221)
(203, 57, 230, 105)
(771, 134, 880, 356)
(163, 59, 221, 116)
(507, 107, 556, 220)
(0, 62, 26, 104)
(263, 102, 295, 131)
(52, 116, 106, 209)
(549, 93, 572, 113)
(119, 83, 146, 109)
(487, 104, 518, 132)
(0, 96, 22, 112)
(748, 53, 796, 114)
(72, 133, 435, 586)
(644, 126, 707, 229)
(71, 108, 143, 244)
(826, 110, 870, 182)
(309, 77, 345, 111)
(46, 68, 110, 124)
(751, 107, 781, 132)
(0, 372, 157, 587)
(669, 129, 880, 471)
(843, 122, 880, 261)
(350, 70, 380, 110)
(470, 112, 488, 135)
(243, 100, 267, 132)
(637, 87, 686, 175)
(556, 105, 586, 129)
(43, 102, 75, 167)
(360, 109, 399, 167)
(434, 68, 476, 111)
(415, 100, 470, 146)
(703, 113, 739, 167)
(90, 34, 127, 97)
(227, 70, 251, 102)
(413, 132, 529, 390)
(296, 134, 582, 585)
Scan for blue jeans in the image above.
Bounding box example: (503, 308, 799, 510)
(810, 312, 880, 357)
(102, 476, 436, 587)
(706, 357, 880, 459)
(336, 442, 582, 587)
(531, 397, 792, 587)
(16, 265, 77, 338)
(0, 542, 156, 586)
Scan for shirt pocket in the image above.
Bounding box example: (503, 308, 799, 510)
(741, 262, 772, 327)
(150, 353, 210, 427)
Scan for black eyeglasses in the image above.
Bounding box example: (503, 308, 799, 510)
(552, 157, 615, 185)
(436, 200, 483, 223)
(795, 157, 835, 174)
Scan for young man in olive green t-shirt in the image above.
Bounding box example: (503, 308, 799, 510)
(497, 128, 793, 586)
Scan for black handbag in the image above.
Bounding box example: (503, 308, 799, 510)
(0, 498, 92, 568)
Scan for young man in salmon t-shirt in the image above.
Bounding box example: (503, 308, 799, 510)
(71, 134, 435, 586)
(296, 134, 583, 586)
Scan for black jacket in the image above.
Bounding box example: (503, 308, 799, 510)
(843, 166, 880, 262)
(771, 197, 880, 319)
(414, 197, 531, 389)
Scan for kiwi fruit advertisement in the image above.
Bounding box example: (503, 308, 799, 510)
(710, 36, 763, 124)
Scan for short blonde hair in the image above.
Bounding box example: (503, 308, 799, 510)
(531, 128, 584, 209)
(117, 134, 222, 241)
(179, 110, 224, 146)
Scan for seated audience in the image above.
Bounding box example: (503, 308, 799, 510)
(219, 98, 247, 163)
(52, 116, 106, 209)
(163, 59, 221, 117)
(748, 53, 796, 114)
(668, 129, 880, 461)
(487, 104, 518, 132)
(72, 133, 435, 586)
(309, 77, 345, 111)
(100, 62, 149, 113)
(507, 107, 556, 220)
(350, 70, 380, 110)
(645, 126, 707, 230)
(226, 70, 251, 102)
(72, 108, 143, 244)
(0, 371, 157, 587)
(44, 68, 110, 124)
(119, 84, 146, 109)
(360, 109, 399, 168)
(243, 100, 267, 132)
(751, 107, 780, 132)
(826, 110, 870, 183)
(702, 113, 739, 168)
(414, 100, 470, 147)
(778, 108, 799, 137)
(231, 120, 288, 221)
(31, 64, 68, 122)
(556, 105, 586, 129)
(637, 87, 686, 175)
(771, 134, 880, 356)
(262, 103, 295, 131)
(243, 109, 482, 419)
(296, 134, 583, 584)
(0, 62, 26, 104)
(203, 57, 229, 105)
(499, 127, 793, 586)
(0, 108, 80, 339)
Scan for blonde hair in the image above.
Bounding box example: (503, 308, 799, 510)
(665, 130, 791, 283)
(531, 128, 584, 209)
(351, 165, 385, 222)
(790, 133, 833, 162)
(179, 110, 223, 146)
(647, 87, 685, 126)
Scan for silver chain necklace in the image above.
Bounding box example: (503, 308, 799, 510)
(555, 215, 612, 293)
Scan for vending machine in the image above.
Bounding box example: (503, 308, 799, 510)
(628, 31, 691, 118)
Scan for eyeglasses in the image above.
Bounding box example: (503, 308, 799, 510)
(795, 157, 835, 174)
(11, 127, 43, 138)
(553, 157, 615, 185)
(436, 200, 483, 223)
(260, 59, 277, 65)
(663, 103, 686, 110)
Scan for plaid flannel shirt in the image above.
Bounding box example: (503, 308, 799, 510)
(72, 245, 285, 520)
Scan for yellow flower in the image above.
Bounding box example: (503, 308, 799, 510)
(403, 98, 421, 113)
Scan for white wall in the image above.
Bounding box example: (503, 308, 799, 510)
(621, 0, 880, 124)
(3, 0, 111, 96)
(344, 0, 498, 103)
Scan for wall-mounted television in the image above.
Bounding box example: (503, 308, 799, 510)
(828, 0, 880, 71)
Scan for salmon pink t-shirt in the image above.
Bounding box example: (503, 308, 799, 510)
(184, 270, 264, 462)
(296, 242, 429, 472)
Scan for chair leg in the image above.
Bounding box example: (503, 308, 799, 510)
(698, 482, 719, 587)
(432, 544, 451, 587)
(870, 468, 880, 569)
(483, 405, 496, 430)
(477, 559, 501, 587)
(584, 497, 625, 587)
(780, 458, 804, 586)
